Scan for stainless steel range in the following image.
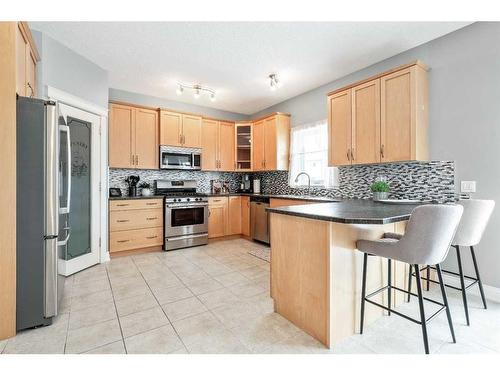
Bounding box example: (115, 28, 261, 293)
(155, 180, 208, 251)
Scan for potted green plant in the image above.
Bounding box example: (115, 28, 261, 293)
(138, 181, 153, 197)
(370, 181, 390, 201)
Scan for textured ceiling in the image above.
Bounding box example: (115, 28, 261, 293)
(30, 22, 470, 115)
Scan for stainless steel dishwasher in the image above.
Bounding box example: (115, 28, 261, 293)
(250, 196, 270, 244)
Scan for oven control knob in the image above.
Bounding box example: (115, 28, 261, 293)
(186, 198, 191, 202)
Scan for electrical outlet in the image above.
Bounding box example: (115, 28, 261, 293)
(461, 181, 476, 193)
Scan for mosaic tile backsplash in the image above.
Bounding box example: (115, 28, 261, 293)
(109, 160, 455, 202)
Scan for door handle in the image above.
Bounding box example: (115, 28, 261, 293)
(27, 82, 34, 98)
(208, 209, 211, 217)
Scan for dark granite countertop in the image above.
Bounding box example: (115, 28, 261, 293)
(109, 195, 165, 200)
(266, 199, 426, 224)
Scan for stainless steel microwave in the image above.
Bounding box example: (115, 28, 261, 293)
(160, 150, 201, 170)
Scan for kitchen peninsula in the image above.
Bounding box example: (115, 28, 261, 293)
(268, 199, 423, 348)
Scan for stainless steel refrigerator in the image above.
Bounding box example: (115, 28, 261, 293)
(16, 96, 70, 330)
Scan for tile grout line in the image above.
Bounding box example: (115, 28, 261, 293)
(132, 255, 190, 354)
(62, 275, 76, 354)
(105, 265, 128, 354)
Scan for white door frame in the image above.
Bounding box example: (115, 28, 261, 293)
(47, 87, 109, 275)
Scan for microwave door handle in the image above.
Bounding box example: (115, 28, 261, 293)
(59, 124, 71, 214)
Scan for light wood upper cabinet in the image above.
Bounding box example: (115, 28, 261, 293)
(241, 196, 250, 236)
(134, 108, 159, 169)
(264, 117, 278, 170)
(201, 119, 218, 170)
(15, 22, 39, 98)
(182, 114, 202, 148)
(109, 104, 158, 169)
(351, 79, 380, 164)
(252, 120, 265, 171)
(381, 65, 428, 162)
(160, 111, 182, 146)
(219, 121, 235, 171)
(328, 89, 352, 166)
(208, 197, 228, 239)
(109, 104, 134, 168)
(328, 61, 428, 166)
(228, 196, 242, 235)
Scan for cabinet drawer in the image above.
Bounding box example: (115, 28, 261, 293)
(109, 199, 163, 211)
(110, 227, 163, 253)
(208, 196, 228, 206)
(110, 208, 163, 231)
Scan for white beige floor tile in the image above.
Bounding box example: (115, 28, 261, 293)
(183, 277, 224, 295)
(4, 331, 67, 354)
(238, 266, 269, 280)
(146, 276, 183, 291)
(172, 311, 226, 345)
(0, 339, 7, 353)
(112, 281, 150, 301)
(119, 306, 170, 338)
(162, 296, 207, 322)
(124, 325, 184, 354)
(114, 291, 158, 317)
(227, 280, 265, 298)
(109, 274, 145, 288)
(65, 319, 122, 354)
(214, 271, 249, 287)
(152, 285, 194, 305)
(263, 331, 330, 354)
(186, 328, 251, 354)
(70, 289, 114, 312)
(84, 340, 126, 354)
(197, 288, 241, 310)
(71, 278, 111, 298)
(69, 301, 117, 331)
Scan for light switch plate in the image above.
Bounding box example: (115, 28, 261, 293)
(461, 181, 476, 193)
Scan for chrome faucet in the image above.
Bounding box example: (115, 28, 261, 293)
(294, 172, 311, 194)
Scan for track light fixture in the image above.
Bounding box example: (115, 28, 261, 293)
(176, 83, 216, 101)
(269, 73, 279, 91)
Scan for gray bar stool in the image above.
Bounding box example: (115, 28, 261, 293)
(411, 199, 495, 325)
(357, 204, 463, 354)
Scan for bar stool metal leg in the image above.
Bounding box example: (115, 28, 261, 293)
(388, 259, 392, 316)
(360, 252, 368, 334)
(436, 264, 456, 343)
(426, 266, 431, 291)
(414, 265, 430, 354)
(470, 246, 488, 309)
(407, 264, 412, 303)
(455, 245, 470, 325)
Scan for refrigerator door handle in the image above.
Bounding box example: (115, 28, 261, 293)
(44, 237, 58, 318)
(59, 124, 71, 214)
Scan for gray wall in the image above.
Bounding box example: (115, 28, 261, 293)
(252, 22, 500, 288)
(109, 88, 250, 122)
(31, 30, 109, 108)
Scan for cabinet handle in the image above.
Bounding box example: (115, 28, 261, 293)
(208, 209, 211, 217)
(347, 149, 350, 161)
(146, 202, 158, 206)
(117, 239, 130, 243)
(117, 219, 130, 223)
(179, 134, 182, 144)
(27, 82, 34, 98)
(146, 217, 158, 221)
(350, 149, 355, 161)
(116, 203, 130, 207)
(135, 155, 139, 165)
(131, 154, 134, 165)
(146, 236, 158, 239)
(380, 144, 385, 158)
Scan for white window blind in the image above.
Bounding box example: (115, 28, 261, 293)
(288, 120, 338, 188)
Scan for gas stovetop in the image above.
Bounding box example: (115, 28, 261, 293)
(155, 179, 208, 204)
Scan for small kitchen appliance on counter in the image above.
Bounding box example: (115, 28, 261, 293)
(238, 174, 253, 193)
(125, 175, 140, 197)
(253, 178, 261, 194)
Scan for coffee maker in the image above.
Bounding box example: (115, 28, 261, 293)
(238, 174, 253, 193)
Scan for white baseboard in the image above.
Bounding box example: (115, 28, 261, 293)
(100, 251, 111, 264)
(442, 273, 500, 303)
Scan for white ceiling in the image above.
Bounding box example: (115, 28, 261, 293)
(30, 22, 470, 115)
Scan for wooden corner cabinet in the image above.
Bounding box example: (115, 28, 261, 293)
(109, 103, 159, 169)
(16, 22, 40, 98)
(235, 122, 253, 171)
(202, 119, 235, 171)
(160, 110, 202, 148)
(328, 61, 428, 167)
(252, 113, 290, 171)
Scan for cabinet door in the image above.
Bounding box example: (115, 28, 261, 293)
(219, 121, 235, 171)
(227, 196, 242, 235)
(160, 111, 182, 146)
(252, 120, 265, 171)
(328, 89, 352, 166)
(109, 104, 134, 168)
(15, 25, 27, 96)
(201, 119, 218, 171)
(208, 198, 227, 238)
(182, 114, 202, 148)
(26, 49, 36, 98)
(135, 108, 158, 169)
(241, 196, 250, 236)
(264, 117, 277, 170)
(351, 79, 380, 164)
(380, 67, 414, 162)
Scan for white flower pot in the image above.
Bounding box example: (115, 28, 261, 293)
(141, 188, 152, 197)
(373, 191, 389, 201)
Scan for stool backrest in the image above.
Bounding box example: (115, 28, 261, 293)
(452, 199, 495, 247)
(400, 204, 463, 265)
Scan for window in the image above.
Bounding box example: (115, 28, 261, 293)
(288, 120, 338, 188)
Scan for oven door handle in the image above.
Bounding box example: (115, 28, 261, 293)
(166, 204, 208, 209)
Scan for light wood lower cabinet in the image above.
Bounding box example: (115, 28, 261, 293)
(109, 199, 163, 254)
(269, 198, 318, 208)
(208, 197, 228, 238)
(241, 196, 250, 236)
(228, 196, 242, 235)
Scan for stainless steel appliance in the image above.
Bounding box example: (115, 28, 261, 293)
(239, 174, 253, 193)
(156, 180, 208, 250)
(160, 149, 201, 170)
(16, 97, 69, 330)
(250, 196, 270, 244)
